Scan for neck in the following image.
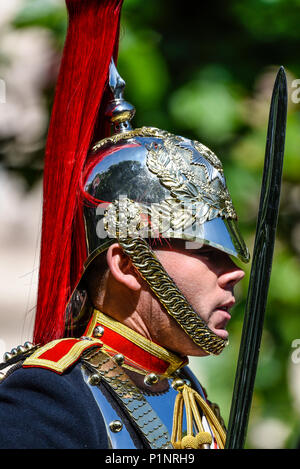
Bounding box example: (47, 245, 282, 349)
(83, 309, 188, 378)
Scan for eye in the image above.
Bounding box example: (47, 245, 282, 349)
(185, 247, 213, 258)
(198, 247, 215, 255)
(196, 247, 222, 262)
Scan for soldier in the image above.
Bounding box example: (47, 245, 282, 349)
(1, 0, 284, 450)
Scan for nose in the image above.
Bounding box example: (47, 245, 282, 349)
(217, 257, 245, 290)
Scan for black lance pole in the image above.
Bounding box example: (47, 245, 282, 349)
(225, 67, 288, 449)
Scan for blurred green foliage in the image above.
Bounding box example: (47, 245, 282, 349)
(2, 0, 300, 448)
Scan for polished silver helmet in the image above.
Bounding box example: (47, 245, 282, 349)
(67, 60, 249, 355)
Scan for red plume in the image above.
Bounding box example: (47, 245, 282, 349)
(33, 0, 124, 345)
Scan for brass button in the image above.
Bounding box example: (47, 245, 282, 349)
(109, 420, 123, 433)
(24, 341, 34, 350)
(16, 345, 26, 354)
(144, 372, 159, 386)
(88, 373, 101, 386)
(3, 352, 13, 363)
(171, 378, 185, 392)
(93, 326, 104, 338)
(113, 353, 125, 365)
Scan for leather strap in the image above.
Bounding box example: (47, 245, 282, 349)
(82, 347, 173, 449)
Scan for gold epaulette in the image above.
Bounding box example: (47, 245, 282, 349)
(23, 337, 103, 374)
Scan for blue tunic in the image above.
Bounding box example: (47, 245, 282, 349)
(0, 363, 108, 449)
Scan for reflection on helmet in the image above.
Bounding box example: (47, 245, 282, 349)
(82, 126, 249, 266)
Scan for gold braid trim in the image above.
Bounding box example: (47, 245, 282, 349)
(93, 309, 186, 376)
(118, 237, 227, 355)
(91, 127, 166, 152)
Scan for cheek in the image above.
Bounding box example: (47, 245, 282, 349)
(153, 251, 220, 330)
(156, 252, 212, 294)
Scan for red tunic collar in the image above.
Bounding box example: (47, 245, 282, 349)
(84, 309, 188, 377)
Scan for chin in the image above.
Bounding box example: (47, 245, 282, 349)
(185, 329, 229, 357)
(212, 328, 229, 340)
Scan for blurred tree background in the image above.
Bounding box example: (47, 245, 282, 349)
(0, 0, 300, 449)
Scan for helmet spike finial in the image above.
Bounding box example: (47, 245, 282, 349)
(105, 58, 136, 133)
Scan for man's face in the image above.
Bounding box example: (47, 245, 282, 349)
(140, 241, 245, 357)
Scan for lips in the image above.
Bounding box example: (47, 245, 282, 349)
(211, 299, 235, 338)
(219, 306, 230, 312)
(218, 298, 235, 311)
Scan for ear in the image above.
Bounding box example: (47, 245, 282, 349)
(106, 243, 141, 291)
